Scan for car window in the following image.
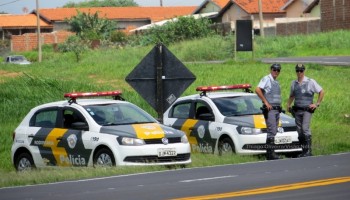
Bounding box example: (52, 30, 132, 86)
(212, 96, 262, 116)
(195, 102, 213, 120)
(63, 109, 87, 129)
(84, 103, 156, 125)
(30, 109, 57, 128)
(171, 103, 191, 118)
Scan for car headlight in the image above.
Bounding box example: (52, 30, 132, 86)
(238, 127, 262, 135)
(117, 137, 145, 146)
(181, 135, 189, 144)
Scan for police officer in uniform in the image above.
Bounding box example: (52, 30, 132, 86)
(287, 64, 324, 157)
(256, 64, 282, 160)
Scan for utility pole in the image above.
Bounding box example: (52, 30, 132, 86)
(36, 0, 42, 62)
(160, 0, 163, 7)
(258, 0, 264, 38)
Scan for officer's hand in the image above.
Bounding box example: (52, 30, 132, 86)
(309, 104, 317, 110)
(265, 103, 272, 111)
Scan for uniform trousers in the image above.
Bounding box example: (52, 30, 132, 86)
(265, 109, 280, 139)
(294, 110, 312, 138)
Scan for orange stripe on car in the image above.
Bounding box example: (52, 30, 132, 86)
(132, 123, 165, 139)
(253, 115, 282, 128)
(44, 128, 70, 167)
(181, 119, 198, 145)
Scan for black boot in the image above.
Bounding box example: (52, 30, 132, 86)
(266, 137, 280, 160)
(299, 135, 312, 157)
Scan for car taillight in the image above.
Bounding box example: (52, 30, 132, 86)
(12, 132, 16, 141)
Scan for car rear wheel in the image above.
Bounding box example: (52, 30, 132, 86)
(93, 148, 115, 167)
(15, 152, 35, 171)
(218, 137, 235, 156)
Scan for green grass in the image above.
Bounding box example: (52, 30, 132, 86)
(0, 30, 350, 187)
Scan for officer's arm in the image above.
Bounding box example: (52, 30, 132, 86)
(287, 96, 295, 113)
(255, 87, 271, 110)
(315, 89, 324, 107)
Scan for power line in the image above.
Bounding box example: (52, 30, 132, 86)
(0, 0, 23, 7)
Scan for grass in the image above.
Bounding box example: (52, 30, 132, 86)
(0, 30, 350, 187)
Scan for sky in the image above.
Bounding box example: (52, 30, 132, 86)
(0, 0, 204, 14)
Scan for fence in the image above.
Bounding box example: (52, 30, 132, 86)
(11, 31, 73, 52)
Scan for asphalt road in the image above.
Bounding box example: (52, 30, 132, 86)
(1, 153, 349, 200)
(261, 56, 350, 66)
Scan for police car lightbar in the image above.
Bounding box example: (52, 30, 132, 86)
(64, 90, 123, 102)
(196, 84, 252, 96)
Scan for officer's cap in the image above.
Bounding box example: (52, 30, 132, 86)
(270, 63, 281, 70)
(295, 63, 305, 70)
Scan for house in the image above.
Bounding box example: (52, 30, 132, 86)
(0, 14, 52, 40)
(193, 0, 230, 14)
(33, 6, 196, 32)
(303, 0, 320, 17)
(281, 0, 315, 17)
(216, 0, 289, 30)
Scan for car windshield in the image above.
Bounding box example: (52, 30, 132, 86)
(13, 56, 26, 62)
(84, 103, 157, 125)
(212, 95, 263, 116)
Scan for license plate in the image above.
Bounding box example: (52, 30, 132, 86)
(275, 136, 292, 144)
(158, 148, 177, 157)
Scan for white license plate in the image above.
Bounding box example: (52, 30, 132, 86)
(158, 148, 177, 157)
(275, 136, 292, 144)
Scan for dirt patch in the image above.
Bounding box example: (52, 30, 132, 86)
(0, 70, 22, 83)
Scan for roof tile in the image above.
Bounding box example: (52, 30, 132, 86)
(234, 0, 289, 13)
(0, 14, 52, 28)
(37, 6, 196, 22)
(212, 0, 231, 8)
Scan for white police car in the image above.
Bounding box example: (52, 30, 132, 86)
(163, 84, 301, 155)
(11, 91, 191, 171)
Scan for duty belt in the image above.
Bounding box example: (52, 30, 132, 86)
(263, 105, 281, 110)
(293, 106, 315, 113)
(271, 106, 281, 110)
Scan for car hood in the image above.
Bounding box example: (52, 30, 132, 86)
(100, 123, 184, 139)
(223, 114, 296, 128)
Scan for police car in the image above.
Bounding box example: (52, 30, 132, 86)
(11, 91, 191, 171)
(163, 84, 301, 155)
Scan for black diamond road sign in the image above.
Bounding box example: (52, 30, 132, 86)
(125, 44, 196, 120)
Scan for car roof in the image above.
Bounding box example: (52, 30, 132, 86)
(177, 91, 256, 101)
(34, 98, 128, 109)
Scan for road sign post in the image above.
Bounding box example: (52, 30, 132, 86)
(126, 43, 196, 122)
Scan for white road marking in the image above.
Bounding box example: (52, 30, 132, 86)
(180, 175, 238, 183)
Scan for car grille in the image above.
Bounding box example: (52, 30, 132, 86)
(261, 126, 297, 133)
(124, 153, 191, 163)
(144, 137, 181, 144)
(243, 142, 301, 150)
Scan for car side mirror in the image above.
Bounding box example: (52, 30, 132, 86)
(198, 113, 214, 121)
(71, 122, 89, 131)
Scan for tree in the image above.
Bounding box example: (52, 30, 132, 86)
(67, 10, 116, 41)
(58, 35, 90, 62)
(64, 0, 138, 8)
(139, 16, 214, 46)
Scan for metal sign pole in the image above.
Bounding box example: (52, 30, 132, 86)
(234, 20, 237, 61)
(156, 43, 164, 123)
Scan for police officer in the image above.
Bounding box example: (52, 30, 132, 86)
(255, 64, 282, 160)
(287, 64, 324, 157)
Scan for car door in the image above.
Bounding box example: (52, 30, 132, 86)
(28, 107, 60, 166)
(29, 107, 92, 167)
(56, 107, 93, 167)
(167, 100, 217, 153)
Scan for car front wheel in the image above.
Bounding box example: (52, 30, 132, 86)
(218, 137, 235, 156)
(93, 148, 115, 167)
(15, 152, 35, 171)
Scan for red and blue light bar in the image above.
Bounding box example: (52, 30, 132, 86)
(64, 90, 123, 101)
(196, 84, 251, 92)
